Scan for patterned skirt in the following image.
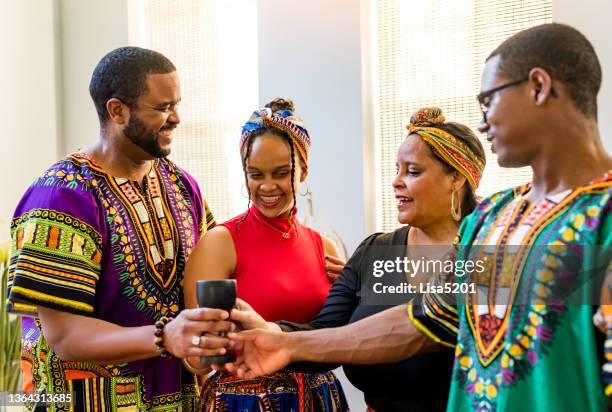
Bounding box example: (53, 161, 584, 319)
(199, 370, 349, 412)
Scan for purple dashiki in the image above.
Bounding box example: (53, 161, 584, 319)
(6, 152, 215, 411)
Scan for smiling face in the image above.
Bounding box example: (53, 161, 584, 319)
(245, 133, 305, 219)
(477, 55, 539, 168)
(123, 72, 181, 158)
(393, 135, 459, 227)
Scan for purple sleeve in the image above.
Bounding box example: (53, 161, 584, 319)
(6, 165, 103, 317)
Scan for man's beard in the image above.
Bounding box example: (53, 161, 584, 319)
(123, 114, 172, 158)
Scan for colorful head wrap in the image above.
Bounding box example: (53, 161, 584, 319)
(406, 107, 484, 191)
(240, 104, 311, 167)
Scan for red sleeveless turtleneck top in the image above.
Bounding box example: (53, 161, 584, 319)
(220, 206, 331, 323)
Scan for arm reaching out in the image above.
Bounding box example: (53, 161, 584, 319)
(39, 306, 234, 364)
(226, 304, 437, 379)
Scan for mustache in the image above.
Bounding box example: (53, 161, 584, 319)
(160, 124, 176, 131)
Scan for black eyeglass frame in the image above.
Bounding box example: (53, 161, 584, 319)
(477, 76, 557, 122)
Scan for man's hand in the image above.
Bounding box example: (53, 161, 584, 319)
(163, 307, 234, 359)
(223, 328, 292, 379)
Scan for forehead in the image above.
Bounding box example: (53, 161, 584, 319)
(398, 134, 434, 162)
(247, 133, 292, 167)
(480, 55, 505, 92)
(141, 72, 180, 101)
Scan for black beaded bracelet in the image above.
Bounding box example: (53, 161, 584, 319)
(154, 316, 173, 358)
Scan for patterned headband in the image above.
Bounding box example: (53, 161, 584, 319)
(240, 108, 311, 166)
(406, 123, 484, 191)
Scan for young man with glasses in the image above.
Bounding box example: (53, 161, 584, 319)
(225, 23, 612, 412)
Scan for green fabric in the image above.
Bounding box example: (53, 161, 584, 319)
(446, 178, 611, 412)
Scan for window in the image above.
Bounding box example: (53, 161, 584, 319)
(372, 0, 552, 232)
(130, 0, 259, 222)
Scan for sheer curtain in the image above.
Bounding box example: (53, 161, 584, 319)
(372, 0, 552, 231)
(130, 0, 259, 222)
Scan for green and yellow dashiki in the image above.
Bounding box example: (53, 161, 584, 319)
(410, 171, 611, 412)
(6, 152, 215, 411)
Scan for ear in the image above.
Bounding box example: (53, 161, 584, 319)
(106, 98, 128, 125)
(451, 171, 467, 192)
(299, 166, 308, 182)
(528, 68, 555, 106)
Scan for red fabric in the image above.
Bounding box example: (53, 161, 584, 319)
(221, 206, 331, 323)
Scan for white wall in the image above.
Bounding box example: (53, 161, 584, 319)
(553, 0, 612, 150)
(0, 0, 61, 241)
(257, 0, 367, 254)
(59, 0, 129, 154)
(0, 0, 130, 240)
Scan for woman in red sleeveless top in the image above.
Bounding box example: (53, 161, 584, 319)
(183, 98, 348, 411)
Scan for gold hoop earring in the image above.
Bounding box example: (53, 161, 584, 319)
(299, 181, 310, 197)
(451, 189, 462, 222)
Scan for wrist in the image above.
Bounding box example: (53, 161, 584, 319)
(285, 332, 300, 363)
(155, 316, 174, 358)
(182, 357, 211, 375)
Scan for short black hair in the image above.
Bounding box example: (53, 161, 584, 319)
(487, 23, 601, 119)
(89, 46, 176, 124)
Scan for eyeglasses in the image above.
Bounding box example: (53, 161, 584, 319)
(477, 77, 558, 122)
(477, 77, 528, 122)
(114, 97, 180, 115)
(139, 102, 180, 114)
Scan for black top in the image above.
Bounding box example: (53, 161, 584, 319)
(278, 226, 454, 412)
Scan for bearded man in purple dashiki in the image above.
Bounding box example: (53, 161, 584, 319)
(6, 47, 232, 411)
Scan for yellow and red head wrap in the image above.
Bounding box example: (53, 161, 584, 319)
(406, 107, 484, 191)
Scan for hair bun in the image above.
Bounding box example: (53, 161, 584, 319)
(265, 97, 295, 113)
(408, 107, 445, 127)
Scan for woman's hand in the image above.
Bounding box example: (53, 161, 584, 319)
(325, 255, 346, 284)
(230, 298, 282, 332)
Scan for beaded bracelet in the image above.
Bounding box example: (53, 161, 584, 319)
(154, 316, 173, 358)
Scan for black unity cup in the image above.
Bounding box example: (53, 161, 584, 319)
(196, 279, 237, 365)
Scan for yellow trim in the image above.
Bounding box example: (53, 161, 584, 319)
(13, 269, 96, 294)
(9, 301, 38, 315)
(423, 302, 459, 334)
(18, 243, 102, 270)
(16, 259, 98, 284)
(407, 301, 455, 348)
(426, 291, 459, 317)
(11, 285, 93, 313)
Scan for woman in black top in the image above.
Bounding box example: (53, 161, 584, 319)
(230, 107, 486, 411)
(277, 226, 454, 411)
